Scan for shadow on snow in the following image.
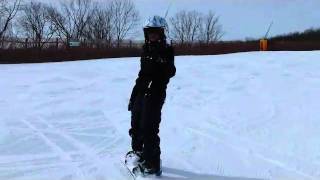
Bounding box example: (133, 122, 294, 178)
(161, 167, 266, 180)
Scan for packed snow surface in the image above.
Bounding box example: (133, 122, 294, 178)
(1, 51, 320, 180)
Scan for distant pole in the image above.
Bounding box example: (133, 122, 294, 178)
(25, 38, 28, 49)
(260, 21, 273, 51)
(164, 0, 176, 18)
(56, 38, 59, 50)
(264, 21, 274, 39)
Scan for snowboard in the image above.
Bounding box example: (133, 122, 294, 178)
(121, 158, 137, 180)
(121, 151, 142, 179)
(121, 152, 162, 179)
(121, 160, 162, 180)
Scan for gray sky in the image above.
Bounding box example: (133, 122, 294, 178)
(41, 0, 320, 41)
(133, 0, 320, 40)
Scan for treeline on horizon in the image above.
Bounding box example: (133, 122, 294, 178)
(270, 28, 320, 42)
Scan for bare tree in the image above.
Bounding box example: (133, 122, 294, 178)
(47, 0, 94, 46)
(19, 1, 56, 49)
(84, 4, 113, 48)
(199, 11, 223, 44)
(186, 11, 202, 43)
(170, 10, 202, 45)
(0, 0, 21, 41)
(110, 0, 139, 47)
(170, 11, 186, 44)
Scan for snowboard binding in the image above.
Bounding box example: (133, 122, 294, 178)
(132, 160, 162, 177)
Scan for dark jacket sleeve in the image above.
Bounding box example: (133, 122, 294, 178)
(129, 70, 152, 103)
(165, 46, 176, 78)
(129, 47, 153, 104)
(155, 45, 176, 79)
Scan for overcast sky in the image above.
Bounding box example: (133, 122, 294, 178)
(133, 0, 320, 40)
(41, 0, 320, 41)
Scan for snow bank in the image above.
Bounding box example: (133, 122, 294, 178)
(1, 51, 320, 180)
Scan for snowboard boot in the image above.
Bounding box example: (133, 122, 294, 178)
(125, 150, 144, 166)
(133, 159, 162, 177)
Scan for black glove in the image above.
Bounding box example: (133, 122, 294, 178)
(128, 100, 133, 111)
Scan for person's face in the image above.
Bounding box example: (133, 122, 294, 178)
(147, 31, 161, 42)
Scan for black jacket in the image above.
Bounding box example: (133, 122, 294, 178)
(129, 42, 176, 106)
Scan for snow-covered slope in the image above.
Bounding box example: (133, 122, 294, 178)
(1, 51, 320, 180)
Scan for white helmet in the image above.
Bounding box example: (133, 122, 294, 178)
(144, 15, 168, 31)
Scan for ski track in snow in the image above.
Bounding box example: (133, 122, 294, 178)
(1, 52, 320, 180)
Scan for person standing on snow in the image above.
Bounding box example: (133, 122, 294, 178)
(126, 15, 176, 176)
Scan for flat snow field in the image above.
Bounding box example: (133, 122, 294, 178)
(1, 51, 320, 180)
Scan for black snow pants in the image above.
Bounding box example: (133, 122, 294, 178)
(129, 90, 165, 169)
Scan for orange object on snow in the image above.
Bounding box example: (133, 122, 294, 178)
(260, 39, 268, 51)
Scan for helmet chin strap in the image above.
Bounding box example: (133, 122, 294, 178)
(147, 41, 166, 47)
(148, 39, 162, 43)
